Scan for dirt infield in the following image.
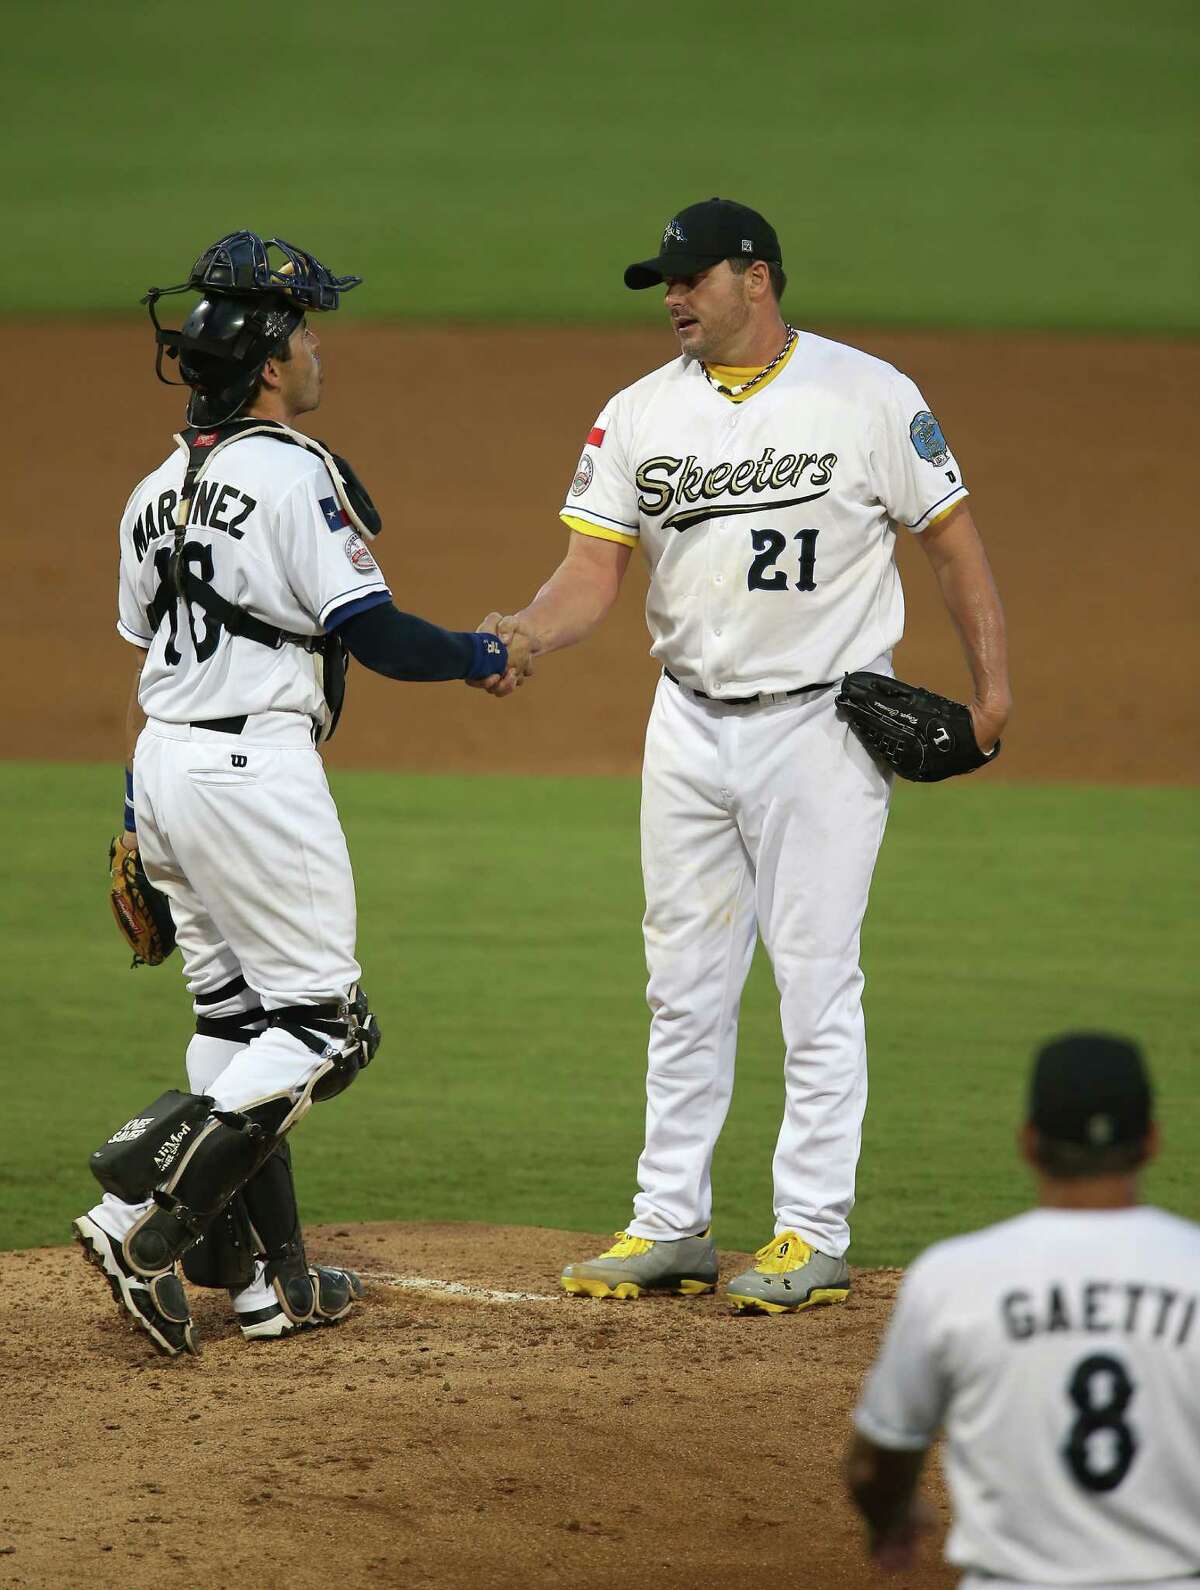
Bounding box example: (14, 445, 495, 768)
(0, 1222, 955, 1589)
(8, 321, 1198, 782)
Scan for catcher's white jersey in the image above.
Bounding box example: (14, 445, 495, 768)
(854, 1205, 1200, 1587)
(117, 434, 391, 720)
(560, 332, 967, 697)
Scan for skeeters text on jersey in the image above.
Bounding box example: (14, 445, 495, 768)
(561, 332, 967, 698)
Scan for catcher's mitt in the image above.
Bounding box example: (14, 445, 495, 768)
(836, 671, 1000, 783)
(109, 838, 177, 967)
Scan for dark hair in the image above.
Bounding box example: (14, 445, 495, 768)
(727, 255, 787, 302)
(243, 319, 295, 406)
(1031, 1131, 1150, 1180)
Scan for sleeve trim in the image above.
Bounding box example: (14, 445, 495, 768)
(324, 589, 392, 631)
(319, 582, 391, 627)
(905, 486, 969, 532)
(117, 618, 153, 647)
(560, 510, 638, 547)
(851, 1405, 935, 1453)
(560, 504, 638, 533)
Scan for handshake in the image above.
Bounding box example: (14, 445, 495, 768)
(470, 612, 537, 698)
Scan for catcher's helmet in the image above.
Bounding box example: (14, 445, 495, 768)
(143, 231, 362, 426)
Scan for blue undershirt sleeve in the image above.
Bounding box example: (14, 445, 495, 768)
(334, 600, 508, 682)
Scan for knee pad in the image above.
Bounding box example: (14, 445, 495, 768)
(89, 1090, 216, 1204)
(267, 983, 381, 1104)
(91, 1072, 327, 1278)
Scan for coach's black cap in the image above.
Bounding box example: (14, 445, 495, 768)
(1028, 1033, 1153, 1147)
(624, 198, 782, 289)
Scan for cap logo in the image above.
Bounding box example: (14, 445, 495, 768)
(741, 238, 753, 253)
(663, 219, 687, 246)
(1087, 1113, 1115, 1146)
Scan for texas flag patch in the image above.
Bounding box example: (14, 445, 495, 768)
(319, 495, 350, 531)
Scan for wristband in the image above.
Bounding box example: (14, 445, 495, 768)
(123, 768, 136, 833)
(467, 631, 508, 681)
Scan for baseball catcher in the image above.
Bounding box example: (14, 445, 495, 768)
(836, 672, 1000, 782)
(76, 230, 530, 1358)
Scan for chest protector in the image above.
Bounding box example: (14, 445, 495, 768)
(145, 419, 382, 742)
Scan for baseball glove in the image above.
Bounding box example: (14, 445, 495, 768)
(109, 838, 177, 967)
(836, 671, 1000, 783)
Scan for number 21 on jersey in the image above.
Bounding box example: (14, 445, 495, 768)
(747, 527, 819, 593)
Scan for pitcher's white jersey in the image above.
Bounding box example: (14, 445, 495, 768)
(561, 332, 967, 697)
(854, 1206, 1200, 1586)
(117, 434, 391, 720)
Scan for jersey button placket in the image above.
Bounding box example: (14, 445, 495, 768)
(707, 537, 731, 686)
(705, 403, 745, 692)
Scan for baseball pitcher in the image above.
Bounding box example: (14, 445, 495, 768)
(477, 198, 1011, 1310)
(848, 1033, 1200, 1587)
(77, 232, 529, 1357)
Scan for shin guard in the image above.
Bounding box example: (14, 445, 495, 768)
(241, 1142, 356, 1324)
(121, 1065, 332, 1278)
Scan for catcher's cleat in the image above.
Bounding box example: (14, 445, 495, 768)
(238, 1265, 364, 1341)
(726, 1231, 850, 1315)
(73, 1214, 198, 1358)
(560, 1229, 718, 1300)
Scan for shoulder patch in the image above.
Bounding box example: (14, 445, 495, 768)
(909, 410, 949, 467)
(344, 533, 378, 575)
(570, 454, 594, 496)
(320, 495, 351, 531)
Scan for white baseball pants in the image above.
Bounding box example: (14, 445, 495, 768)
(628, 671, 892, 1257)
(89, 712, 360, 1243)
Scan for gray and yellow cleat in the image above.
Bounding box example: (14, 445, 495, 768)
(560, 1229, 718, 1300)
(73, 1214, 198, 1358)
(726, 1231, 850, 1315)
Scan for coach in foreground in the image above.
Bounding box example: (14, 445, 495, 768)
(847, 1033, 1200, 1584)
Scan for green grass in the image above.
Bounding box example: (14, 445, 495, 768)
(1, 0, 1196, 329)
(3, 764, 1196, 1263)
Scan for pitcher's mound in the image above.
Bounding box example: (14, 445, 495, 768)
(0, 1223, 951, 1589)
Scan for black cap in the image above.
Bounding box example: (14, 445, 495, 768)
(624, 198, 782, 290)
(1028, 1033, 1152, 1148)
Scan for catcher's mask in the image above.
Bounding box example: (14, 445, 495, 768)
(142, 231, 362, 426)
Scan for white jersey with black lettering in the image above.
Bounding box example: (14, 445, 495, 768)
(117, 433, 391, 720)
(561, 331, 967, 697)
(854, 1205, 1200, 1587)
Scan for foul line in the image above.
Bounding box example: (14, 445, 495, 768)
(358, 1270, 558, 1304)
